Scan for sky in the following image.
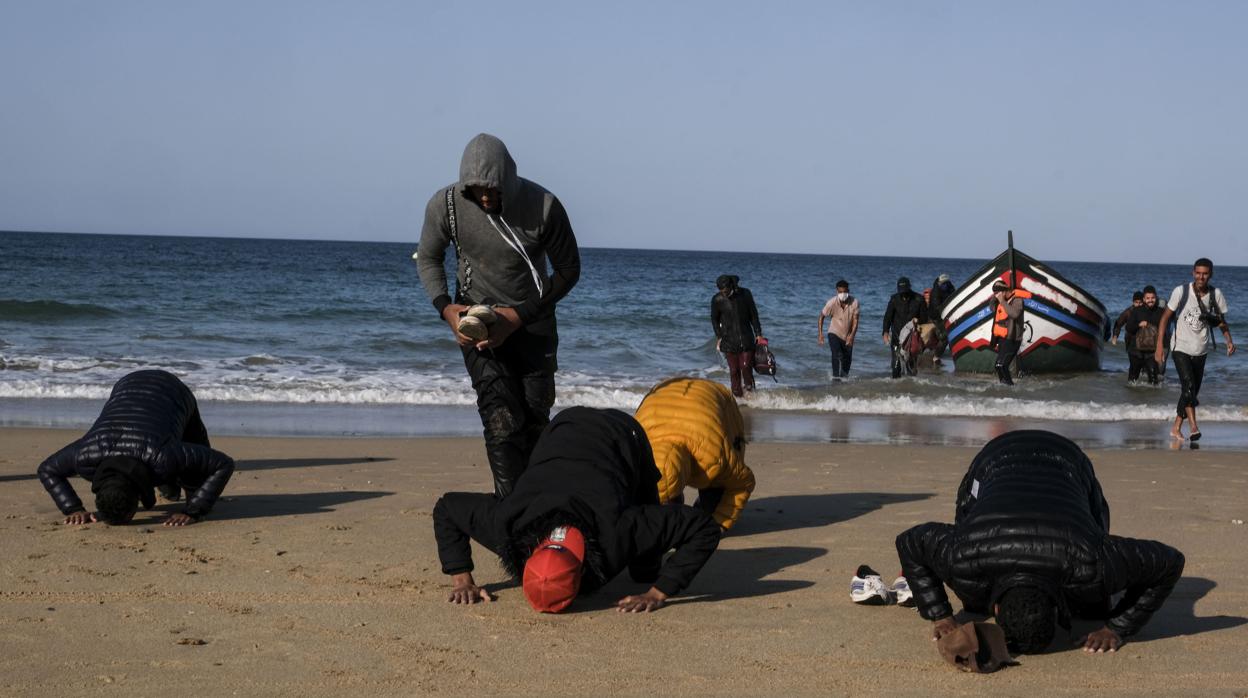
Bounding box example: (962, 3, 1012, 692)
(1, 1, 1246, 264)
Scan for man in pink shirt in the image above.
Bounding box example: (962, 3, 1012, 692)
(818, 280, 860, 379)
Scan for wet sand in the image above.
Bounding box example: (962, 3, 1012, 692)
(2, 427, 1246, 696)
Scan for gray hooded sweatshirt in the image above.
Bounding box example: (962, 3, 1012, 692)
(416, 134, 580, 332)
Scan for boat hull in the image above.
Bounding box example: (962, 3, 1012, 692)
(942, 249, 1110, 374)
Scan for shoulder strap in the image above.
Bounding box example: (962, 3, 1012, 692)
(445, 187, 472, 300)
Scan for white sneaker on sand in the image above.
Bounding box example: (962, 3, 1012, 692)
(850, 565, 892, 605)
(892, 575, 915, 607)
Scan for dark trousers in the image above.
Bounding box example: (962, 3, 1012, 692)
(724, 350, 755, 397)
(1171, 350, 1207, 417)
(1127, 349, 1159, 384)
(462, 328, 558, 498)
(994, 339, 1021, 385)
(827, 333, 853, 377)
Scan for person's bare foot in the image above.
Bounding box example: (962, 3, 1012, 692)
(1170, 429, 1184, 440)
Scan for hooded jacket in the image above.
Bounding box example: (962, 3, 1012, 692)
(882, 292, 928, 339)
(432, 407, 721, 598)
(895, 431, 1184, 638)
(634, 377, 755, 529)
(36, 370, 235, 519)
(711, 280, 762, 353)
(416, 134, 581, 332)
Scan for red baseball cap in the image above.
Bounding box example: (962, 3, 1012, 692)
(523, 526, 586, 613)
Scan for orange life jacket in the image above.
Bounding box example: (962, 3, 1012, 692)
(992, 289, 1033, 338)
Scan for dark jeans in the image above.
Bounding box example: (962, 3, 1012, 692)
(463, 327, 558, 498)
(827, 333, 853, 377)
(1171, 350, 1207, 417)
(994, 339, 1021, 385)
(1127, 349, 1159, 384)
(724, 350, 755, 397)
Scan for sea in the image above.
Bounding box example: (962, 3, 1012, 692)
(2, 231, 1245, 449)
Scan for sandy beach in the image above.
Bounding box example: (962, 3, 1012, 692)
(2, 427, 1246, 696)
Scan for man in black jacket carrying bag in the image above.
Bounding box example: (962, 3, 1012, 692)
(882, 277, 929, 378)
(37, 370, 236, 527)
(433, 407, 721, 613)
(896, 430, 1184, 655)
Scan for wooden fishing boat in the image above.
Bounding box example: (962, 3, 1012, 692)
(942, 234, 1110, 373)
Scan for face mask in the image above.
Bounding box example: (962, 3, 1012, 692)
(837, 292, 849, 302)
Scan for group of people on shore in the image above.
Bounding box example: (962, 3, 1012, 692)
(715, 256, 1235, 440)
(405, 134, 1185, 665)
(27, 134, 1196, 672)
(1108, 261, 1236, 440)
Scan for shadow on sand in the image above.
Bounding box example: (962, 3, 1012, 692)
(730, 492, 934, 536)
(237, 457, 395, 471)
(569, 545, 828, 612)
(206, 491, 394, 520)
(1131, 577, 1247, 642)
(0, 473, 38, 483)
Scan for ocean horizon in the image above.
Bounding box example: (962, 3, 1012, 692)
(2, 230, 1245, 447)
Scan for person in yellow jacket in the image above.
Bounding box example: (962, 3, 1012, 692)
(634, 377, 756, 531)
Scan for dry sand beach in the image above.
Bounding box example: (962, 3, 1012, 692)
(2, 427, 1247, 696)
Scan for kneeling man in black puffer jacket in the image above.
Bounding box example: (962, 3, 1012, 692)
(37, 370, 236, 527)
(433, 406, 721, 613)
(896, 430, 1184, 654)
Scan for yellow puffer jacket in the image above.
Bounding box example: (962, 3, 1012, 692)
(635, 377, 756, 530)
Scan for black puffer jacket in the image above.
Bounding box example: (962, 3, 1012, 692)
(711, 285, 762, 354)
(433, 407, 721, 597)
(896, 431, 1184, 637)
(37, 370, 235, 518)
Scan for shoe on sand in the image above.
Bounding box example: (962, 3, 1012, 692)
(850, 565, 892, 605)
(892, 575, 915, 607)
(457, 315, 489, 341)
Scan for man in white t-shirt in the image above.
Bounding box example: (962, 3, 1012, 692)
(1154, 258, 1235, 442)
(818, 279, 860, 379)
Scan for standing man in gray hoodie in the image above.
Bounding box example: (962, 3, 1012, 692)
(416, 134, 581, 498)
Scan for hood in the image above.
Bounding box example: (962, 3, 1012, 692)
(458, 133, 520, 211)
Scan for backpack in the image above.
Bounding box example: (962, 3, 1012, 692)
(753, 338, 778, 381)
(1135, 324, 1159, 352)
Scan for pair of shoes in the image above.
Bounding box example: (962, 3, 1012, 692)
(457, 305, 497, 341)
(849, 565, 914, 606)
